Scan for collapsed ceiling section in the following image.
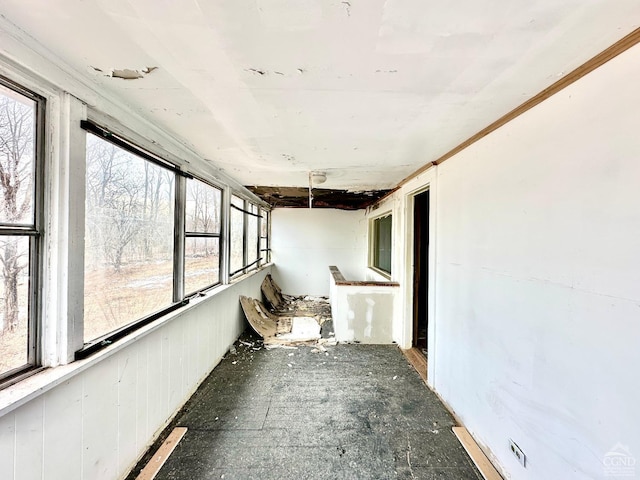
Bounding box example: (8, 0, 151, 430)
(247, 186, 393, 210)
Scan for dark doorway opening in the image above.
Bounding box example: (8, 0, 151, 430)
(412, 190, 430, 356)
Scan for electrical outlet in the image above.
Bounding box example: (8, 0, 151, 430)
(509, 439, 526, 467)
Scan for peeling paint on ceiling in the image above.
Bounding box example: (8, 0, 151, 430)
(91, 66, 158, 80)
(1, 1, 638, 192)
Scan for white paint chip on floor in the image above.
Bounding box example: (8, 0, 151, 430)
(277, 317, 321, 342)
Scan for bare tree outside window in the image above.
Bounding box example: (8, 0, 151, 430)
(84, 134, 175, 342)
(246, 204, 259, 267)
(184, 178, 221, 294)
(229, 196, 245, 276)
(0, 83, 37, 376)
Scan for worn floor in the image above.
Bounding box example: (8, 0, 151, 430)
(127, 331, 483, 480)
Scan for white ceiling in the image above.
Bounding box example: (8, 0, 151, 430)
(1, 0, 639, 190)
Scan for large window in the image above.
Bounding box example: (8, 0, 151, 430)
(185, 178, 221, 294)
(0, 78, 43, 379)
(1, 103, 273, 368)
(371, 213, 392, 275)
(84, 133, 175, 342)
(229, 196, 263, 278)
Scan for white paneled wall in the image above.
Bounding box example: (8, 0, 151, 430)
(0, 268, 270, 480)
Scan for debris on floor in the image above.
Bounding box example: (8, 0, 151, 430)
(125, 340, 483, 480)
(239, 274, 334, 347)
(240, 296, 323, 346)
(261, 274, 332, 325)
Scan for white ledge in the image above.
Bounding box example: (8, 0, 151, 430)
(0, 265, 271, 417)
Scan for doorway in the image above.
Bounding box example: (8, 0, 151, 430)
(412, 189, 430, 356)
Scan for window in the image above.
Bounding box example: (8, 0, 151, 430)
(259, 208, 270, 265)
(185, 178, 221, 294)
(0, 83, 273, 370)
(246, 203, 259, 268)
(371, 214, 392, 275)
(229, 196, 265, 278)
(229, 195, 245, 276)
(0, 78, 43, 380)
(84, 133, 175, 342)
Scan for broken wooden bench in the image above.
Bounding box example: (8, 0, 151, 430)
(261, 274, 332, 321)
(239, 296, 322, 346)
(239, 274, 333, 346)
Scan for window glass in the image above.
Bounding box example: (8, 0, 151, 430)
(185, 237, 220, 294)
(230, 196, 244, 275)
(0, 82, 38, 378)
(186, 180, 221, 233)
(0, 87, 35, 226)
(0, 236, 31, 374)
(259, 209, 269, 265)
(246, 204, 259, 269)
(185, 178, 221, 293)
(84, 134, 175, 342)
(372, 214, 392, 275)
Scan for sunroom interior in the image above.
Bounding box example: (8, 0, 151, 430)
(1, 2, 639, 479)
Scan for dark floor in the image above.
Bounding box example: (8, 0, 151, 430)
(128, 331, 483, 480)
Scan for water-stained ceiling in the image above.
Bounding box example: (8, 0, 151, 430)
(1, 0, 638, 193)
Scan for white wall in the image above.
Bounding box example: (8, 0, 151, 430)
(271, 209, 367, 296)
(0, 269, 269, 480)
(369, 43, 640, 479)
(329, 276, 397, 344)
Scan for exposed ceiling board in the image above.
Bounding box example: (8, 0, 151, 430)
(247, 186, 393, 210)
(0, 0, 638, 193)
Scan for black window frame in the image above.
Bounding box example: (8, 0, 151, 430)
(259, 208, 270, 266)
(229, 197, 264, 278)
(184, 176, 223, 296)
(78, 122, 190, 360)
(0, 75, 46, 384)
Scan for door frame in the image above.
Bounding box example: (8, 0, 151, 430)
(412, 189, 429, 350)
(404, 180, 437, 385)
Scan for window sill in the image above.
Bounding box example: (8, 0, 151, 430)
(368, 266, 392, 281)
(0, 264, 272, 417)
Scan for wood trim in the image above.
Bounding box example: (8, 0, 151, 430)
(136, 427, 187, 480)
(402, 347, 427, 384)
(402, 349, 505, 479)
(329, 265, 400, 287)
(396, 26, 640, 189)
(453, 427, 503, 480)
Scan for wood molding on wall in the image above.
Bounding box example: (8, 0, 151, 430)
(396, 26, 640, 189)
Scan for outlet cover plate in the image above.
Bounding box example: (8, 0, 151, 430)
(509, 439, 526, 467)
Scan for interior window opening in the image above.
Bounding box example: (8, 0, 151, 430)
(370, 213, 392, 276)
